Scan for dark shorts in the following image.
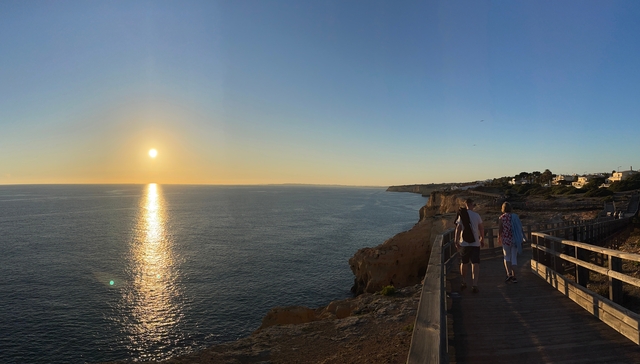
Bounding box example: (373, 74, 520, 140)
(459, 246, 480, 264)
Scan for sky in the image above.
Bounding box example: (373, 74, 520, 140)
(1, 0, 639, 186)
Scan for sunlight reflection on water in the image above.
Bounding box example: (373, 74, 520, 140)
(121, 183, 184, 360)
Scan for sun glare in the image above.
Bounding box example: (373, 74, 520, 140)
(149, 149, 158, 158)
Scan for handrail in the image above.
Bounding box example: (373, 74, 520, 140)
(406, 228, 455, 364)
(530, 217, 640, 344)
(532, 234, 640, 263)
(531, 238, 640, 287)
(406, 234, 447, 364)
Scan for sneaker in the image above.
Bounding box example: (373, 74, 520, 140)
(472, 286, 479, 293)
(460, 282, 467, 291)
(511, 277, 518, 283)
(505, 275, 512, 282)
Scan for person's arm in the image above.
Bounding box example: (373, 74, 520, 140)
(497, 218, 503, 245)
(454, 224, 461, 249)
(478, 223, 485, 248)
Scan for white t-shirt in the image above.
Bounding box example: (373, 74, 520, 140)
(455, 209, 483, 247)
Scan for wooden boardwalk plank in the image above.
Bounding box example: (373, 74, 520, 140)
(446, 249, 639, 363)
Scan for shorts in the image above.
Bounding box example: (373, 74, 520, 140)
(459, 246, 480, 264)
(503, 244, 518, 265)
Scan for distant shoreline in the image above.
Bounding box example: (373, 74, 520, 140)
(386, 183, 453, 196)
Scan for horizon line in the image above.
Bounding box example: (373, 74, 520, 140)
(0, 182, 396, 188)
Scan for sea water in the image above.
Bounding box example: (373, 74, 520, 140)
(0, 184, 427, 363)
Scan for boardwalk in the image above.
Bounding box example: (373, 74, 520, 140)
(446, 249, 640, 363)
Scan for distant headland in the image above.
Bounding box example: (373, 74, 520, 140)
(386, 183, 453, 196)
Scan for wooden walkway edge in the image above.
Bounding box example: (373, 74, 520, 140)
(446, 249, 640, 363)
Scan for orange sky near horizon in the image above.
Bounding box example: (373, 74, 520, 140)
(0, 102, 412, 186)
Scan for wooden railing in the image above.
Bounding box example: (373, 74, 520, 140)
(408, 217, 633, 363)
(531, 217, 640, 344)
(407, 228, 455, 364)
(481, 219, 593, 259)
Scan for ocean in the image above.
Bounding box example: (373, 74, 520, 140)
(0, 184, 427, 363)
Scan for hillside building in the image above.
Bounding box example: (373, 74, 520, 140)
(552, 175, 576, 186)
(607, 167, 637, 184)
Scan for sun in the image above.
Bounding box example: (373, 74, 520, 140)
(148, 149, 158, 158)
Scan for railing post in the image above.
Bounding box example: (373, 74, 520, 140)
(609, 256, 623, 304)
(553, 239, 564, 274)
(489, 227, 498, 258)
(576, 246, 589, 287)
(542, 236, 552, 267)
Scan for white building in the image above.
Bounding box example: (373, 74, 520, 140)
(608, 167, 637, 184)
(552, 175, 576, 185)
(572, 176, 590, 189)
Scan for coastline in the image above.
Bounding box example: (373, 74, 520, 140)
(109, 189, 606, 363)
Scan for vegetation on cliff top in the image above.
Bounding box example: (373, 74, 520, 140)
(399, 169, 640, 200)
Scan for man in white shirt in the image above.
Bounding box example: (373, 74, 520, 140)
(455, 198, 485, 293)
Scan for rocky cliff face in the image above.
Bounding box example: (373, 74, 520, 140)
(425, 190, 467, 215)
(348, 191, 466, 295)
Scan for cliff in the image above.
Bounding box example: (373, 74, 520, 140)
(348, 191, 466, 294)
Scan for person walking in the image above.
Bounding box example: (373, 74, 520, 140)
(455, 198, 484, 293)
(498, 202, 524, 283)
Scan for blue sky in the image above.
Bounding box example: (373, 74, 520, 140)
(1, 0, 639, 185)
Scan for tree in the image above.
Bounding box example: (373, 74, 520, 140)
(517, 171, 531, 183)
(532, 171, 542, 184)
(541, 169, 553, 185)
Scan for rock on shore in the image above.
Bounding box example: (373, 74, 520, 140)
(149, 285, 422, 364)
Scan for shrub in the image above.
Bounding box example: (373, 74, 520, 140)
(380, 285, 396, 296)
(550, 185, 570, 195)
(524, 186, 550, 196)
(609, 174, 640, 192)
(514, 183, 540, 195)
(584, 188, 614, 197)
(565, 187, 585, 195)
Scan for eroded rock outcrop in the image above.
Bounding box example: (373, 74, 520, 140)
(257, 290, 419, 330)
(258, 306, 319, 330)
(157, 285, 421, 364)
(348, 191, 466, 295)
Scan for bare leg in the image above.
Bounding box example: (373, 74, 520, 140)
(471, 263, 480, 287)
(461, 262, 469, 285)
(504, 260, 513, 277)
